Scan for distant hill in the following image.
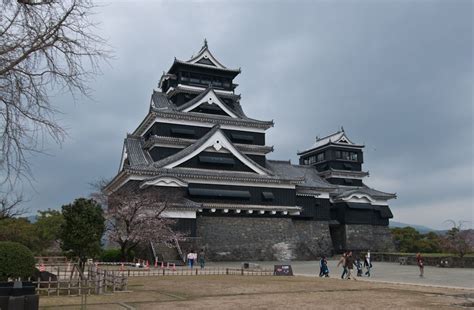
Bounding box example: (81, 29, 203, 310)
(389, 221, 438, 234)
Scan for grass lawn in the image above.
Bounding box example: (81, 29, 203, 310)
(39, 275, 474, 309)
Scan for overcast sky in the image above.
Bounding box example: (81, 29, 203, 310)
(19, 0, 472, 229)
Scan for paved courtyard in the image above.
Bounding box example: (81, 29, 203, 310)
(207, 260, 474, 289)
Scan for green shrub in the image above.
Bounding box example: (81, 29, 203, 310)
(100, 248, 122, 262)
(0, 241, 35, 281)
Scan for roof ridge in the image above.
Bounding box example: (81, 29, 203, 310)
(316, 130, 343, 142)
(267, 159, 291, 164)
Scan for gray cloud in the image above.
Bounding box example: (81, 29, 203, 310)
(19, 0, 473, 229)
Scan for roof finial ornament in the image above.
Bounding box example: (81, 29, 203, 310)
(203, 38, 208, 48)
(341, 126, 345, 132)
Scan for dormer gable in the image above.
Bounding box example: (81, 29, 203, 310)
(298, 127, 364, 156)
(153, 125, 271, 176)
(177, 88, 238, 118)
(186, 39, 227, 69)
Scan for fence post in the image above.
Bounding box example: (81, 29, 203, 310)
(103, 270, 107, 293)
(96, 270, 101, 294)
(112, 271, 116, 293)
(47, 277, 51, 296)
(241, 268, 244, 276)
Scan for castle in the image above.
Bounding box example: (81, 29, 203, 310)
(105, 41, 396, 261)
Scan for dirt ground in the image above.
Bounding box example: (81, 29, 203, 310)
(39, 275, 474, 309)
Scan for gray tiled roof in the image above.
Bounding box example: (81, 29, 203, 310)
(147, 108, 273, 129)
(172, 59, 241, 73)
(146, 90, 270, 129)
(124, 135, 152, 167)
(166, 198, 202, 209)
(266, 160, 335, 189)
(151, 90, 176, 111)
(332, 186, 397, 200)
(126, 167, 302, 184)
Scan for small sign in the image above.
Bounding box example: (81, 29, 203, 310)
(273, 264, 293, 276)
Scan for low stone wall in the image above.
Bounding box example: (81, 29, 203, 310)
(372, 253, 474, 268)
(345, 224, 395, 252)
(195, 216, 333, 261)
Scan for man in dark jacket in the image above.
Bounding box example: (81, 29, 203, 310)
(345, 251, 357, 280)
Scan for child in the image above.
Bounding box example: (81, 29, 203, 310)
(355, 257, 363, 277)
(319, 256, 329, 277)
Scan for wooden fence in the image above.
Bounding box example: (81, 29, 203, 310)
(102, 266, 274, 277)
(27, 264, 273, 296)
(26, 265, 127, 296)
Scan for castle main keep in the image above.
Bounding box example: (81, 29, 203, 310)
(105, 41, 396, 261)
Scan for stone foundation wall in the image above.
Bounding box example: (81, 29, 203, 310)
(195, 216, 333, 261)
(344, 224, 395, 252)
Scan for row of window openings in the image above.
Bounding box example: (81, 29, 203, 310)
(303, 151, 358, 165)
(180, 72, 232, 88)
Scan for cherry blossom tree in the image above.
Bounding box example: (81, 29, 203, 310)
(106, 183, 184, 261)
(442, 220, 473, 258)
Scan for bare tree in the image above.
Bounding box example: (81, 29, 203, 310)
(107, 184, 185, 261)
(88, 177, 110, 207)
(0, 0, 110, 187)
(0, 193, 24, 220)
(442, 220, 473, 258)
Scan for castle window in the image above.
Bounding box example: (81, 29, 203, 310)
(199, 156, 235, 166)
(262, 192, 274, 201)
(170, 127, 195, 137)
(307, 155, 316, 164)
(189, 73, 200, 84)
(188, 188, 251, 200)
(337, 151, 358, 161)
(316, 152, 325, 162)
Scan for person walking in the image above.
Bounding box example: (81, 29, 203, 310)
(355, 256, 363, 277)
(416, 253, 424, 277)
(345, 251, 356, 280)
(319, 256, 329, 277)
(199, 249, 206, 269)
(364, 253, 372, 277)
(187, 250, 196, 269)
(337, 252, 347, 279)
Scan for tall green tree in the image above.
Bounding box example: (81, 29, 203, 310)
(35, 209, 64, 255)
(0, 217, 38, 251)
(391, 227, 442, 253)
(60, 198, 105, 270)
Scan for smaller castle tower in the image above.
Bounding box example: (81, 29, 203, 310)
(298, 128, 368, 187)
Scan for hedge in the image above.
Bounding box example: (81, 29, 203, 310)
(0, 241, 36, 281)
